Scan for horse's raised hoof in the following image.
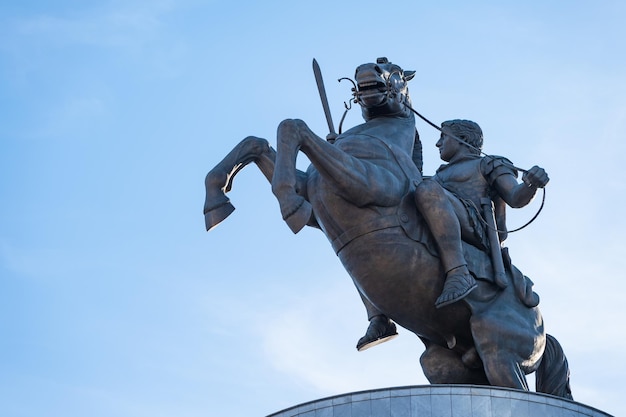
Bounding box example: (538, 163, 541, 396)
(204, 198, 236, 231)
(356, 315, 398, 351)
(435, 270, 477, 309)
(281, 197, 313, 234)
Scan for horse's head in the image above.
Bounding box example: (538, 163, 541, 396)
(353, 57, 415, 121)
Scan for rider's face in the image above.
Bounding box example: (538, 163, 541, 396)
(436, 132, 462, 162)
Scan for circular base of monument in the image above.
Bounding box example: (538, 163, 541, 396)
(267, 385, 612, 417)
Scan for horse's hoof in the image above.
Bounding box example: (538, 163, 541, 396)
(204, 198, 235, 231)
(283, 198, 313, 234)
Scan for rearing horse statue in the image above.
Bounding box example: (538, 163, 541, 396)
(203, 58, 572, 398)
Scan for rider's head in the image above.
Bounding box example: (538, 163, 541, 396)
(441, 120, 483, 155)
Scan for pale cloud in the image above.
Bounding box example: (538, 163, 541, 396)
(4, 1, 188, 82)
(259, 283, 428, 394)
(13, 1, 175, 49)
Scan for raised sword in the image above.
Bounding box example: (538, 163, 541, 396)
(312, 58, 337, 142)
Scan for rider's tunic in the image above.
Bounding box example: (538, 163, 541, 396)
(432, 154, 517, 247)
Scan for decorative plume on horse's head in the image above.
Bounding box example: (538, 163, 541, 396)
(349, 57, 416, 121)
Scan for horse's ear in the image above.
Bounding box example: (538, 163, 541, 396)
(404, 70, 416, 82)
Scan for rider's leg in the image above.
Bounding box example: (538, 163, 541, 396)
(356, 292, 397, 351)
(414, 180, 477, 308)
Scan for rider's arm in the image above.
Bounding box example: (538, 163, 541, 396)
(493, 165, 549, 208)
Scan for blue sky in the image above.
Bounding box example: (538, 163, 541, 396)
(1, 1, 625, 416)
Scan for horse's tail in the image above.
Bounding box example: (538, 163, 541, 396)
(535, 334, 573, 399)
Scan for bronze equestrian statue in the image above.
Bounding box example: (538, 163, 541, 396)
(203, 58, 572, 399)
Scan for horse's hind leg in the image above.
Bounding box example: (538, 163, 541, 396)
(419, 340, 489, 385)
(204, 136, 276, 231)
(482, 356, 529, 391)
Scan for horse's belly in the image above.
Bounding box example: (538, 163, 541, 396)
(338, 228, 472, 344)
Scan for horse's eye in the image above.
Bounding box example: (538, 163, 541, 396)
(389, 73, 404, 91)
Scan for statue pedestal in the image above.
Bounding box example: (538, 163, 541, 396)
(267, 385, 612, 417)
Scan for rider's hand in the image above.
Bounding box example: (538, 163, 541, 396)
(522, 166, 549, 188)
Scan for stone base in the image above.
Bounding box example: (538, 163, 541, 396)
(267, 385, 612, 417)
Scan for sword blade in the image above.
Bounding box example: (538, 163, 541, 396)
(312, 58, 336, 137)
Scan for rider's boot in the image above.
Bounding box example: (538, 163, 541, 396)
(356, 315, 398, 351)
(435, 265, 477, 308)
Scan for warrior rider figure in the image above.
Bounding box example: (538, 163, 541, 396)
(357, 119, 549, 351)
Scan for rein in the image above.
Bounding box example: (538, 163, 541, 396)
(403, 102, 546, 234)
(466, 190, 545, 234)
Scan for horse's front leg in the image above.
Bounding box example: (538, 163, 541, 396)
(274, 118, 367, 233)
(273, 119, 408, 233)
(272, 120, 316, 233)
(204, 136, 277, 231)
